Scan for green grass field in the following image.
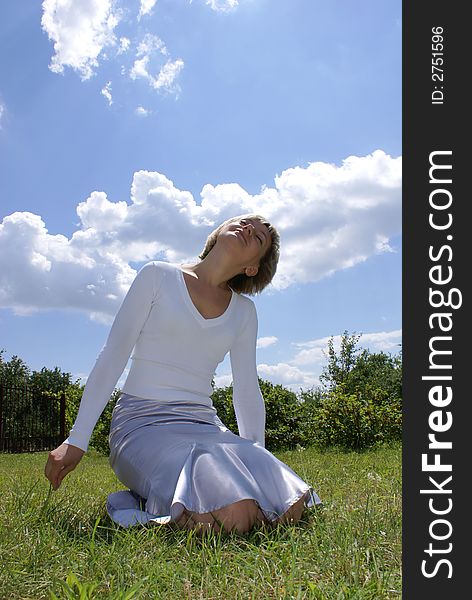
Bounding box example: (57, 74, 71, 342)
(0, 443, 401, 599)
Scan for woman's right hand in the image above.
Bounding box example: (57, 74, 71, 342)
(44, 442, 85, 490)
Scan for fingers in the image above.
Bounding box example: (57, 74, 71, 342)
(44, 456, 62, 490)
(57, 463, 75, 488)
(44, 444, 85, 490)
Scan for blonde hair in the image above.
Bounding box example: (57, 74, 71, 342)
(198, 214, 280, 295)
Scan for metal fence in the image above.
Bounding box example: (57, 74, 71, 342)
(0, 382, 65, 452)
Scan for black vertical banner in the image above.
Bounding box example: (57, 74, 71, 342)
(403, 2, 467, 597)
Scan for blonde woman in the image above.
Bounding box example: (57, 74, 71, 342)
(45, 215, 321, 533)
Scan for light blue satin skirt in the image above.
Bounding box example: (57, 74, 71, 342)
(107, 393, 321, 527)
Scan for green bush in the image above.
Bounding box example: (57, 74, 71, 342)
(259, 379, 305, 451)
(211, 384, 238, 434)
(312, 385, 402, 450)
(63, 384, 120, 455)
(2, 334, 403, 456)
(211, 379, 306, 452)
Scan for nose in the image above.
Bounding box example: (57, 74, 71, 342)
(242, 223, 254, 236)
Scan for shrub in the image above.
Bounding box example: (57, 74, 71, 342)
(1, 337, 403, 456)
(211, 385, 238, 434)
(259, 379, 305, 451)
(312, 385, 402, 450)
(211, 379, 306, 452)
(64, 384, 120, 455)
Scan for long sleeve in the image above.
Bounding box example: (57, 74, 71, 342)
(65, 262, 160, 451)
(229, 301, 265, 447)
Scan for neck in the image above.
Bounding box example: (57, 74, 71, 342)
(185, 250, 243, 290)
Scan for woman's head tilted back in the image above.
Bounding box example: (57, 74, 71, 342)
(199, 214, 280, 295)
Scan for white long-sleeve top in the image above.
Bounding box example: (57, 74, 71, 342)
(65, 261, 265, 451)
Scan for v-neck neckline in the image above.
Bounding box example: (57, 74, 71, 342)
(176, 265, 235, 327)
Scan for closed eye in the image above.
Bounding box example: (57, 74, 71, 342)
(240, 219, 263, 245)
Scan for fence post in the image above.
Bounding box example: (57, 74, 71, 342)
(60, 391, 66, 441)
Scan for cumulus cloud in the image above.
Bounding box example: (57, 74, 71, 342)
(41, 0, 120, 80)
(0, 101, 5, 127)
(355, 330, 402, 351)
(255, 150, 402, 288)
(255, 328, 401, 390)
(257, 363, 319, 388)
(213, 328, 401, 391)
(0, 211, 135, 320)
(40, 0, 238, 103)
(257, 336, 278, 349)
(0, 150, 401, 320)
(213, 373, 233, 388)
(214, 362, 318, 392)
(292, 329, 402, 367)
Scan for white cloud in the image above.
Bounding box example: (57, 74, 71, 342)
(244, 329, 401, 390)
(130, 57, 149, 80)
(76, 191, 128, 230)
(214, 373, 233, 388)
(135, 106, 151, 116)
(136, 33, 167, 58)
(203, 150, 402, 289)
(101, 81, 113, 105)
(214, 362, 318, 392)
(130, 56, 184, 94)
(206, 0, 239, 12)
(257, 336, 278, 349)
(257, 363, 319, 389)
(139, 0, 158, 19)
(292, 329, 402, 367)
(41, 0, 121, 80)
(151, 59, 184, 93)
(355, 329, 403, 351)
(117, 37, 131, 55)
(0, 151, 401, 320)
(40, 1, 240, 102)
(130, 34, 183, 95)
(0, 211, 135, 319)
(0, 102, 4, 128)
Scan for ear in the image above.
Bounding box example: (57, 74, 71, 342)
(244, 265, 259, 277)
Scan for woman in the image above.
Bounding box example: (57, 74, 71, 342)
(44, 214, 321, 534)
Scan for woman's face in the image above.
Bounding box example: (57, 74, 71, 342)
(220, 217, 272, 265)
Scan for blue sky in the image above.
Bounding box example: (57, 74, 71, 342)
(0, 0, 401, 392)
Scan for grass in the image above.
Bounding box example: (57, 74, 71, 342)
(0, 443, 401, 599)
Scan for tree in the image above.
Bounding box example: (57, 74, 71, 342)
(319, 331, 402, 403)
(30, 366, 72, 395)
(346, 349, 402, 405)
(319, 331, 362, 391)
(0, 352, 31, 386)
